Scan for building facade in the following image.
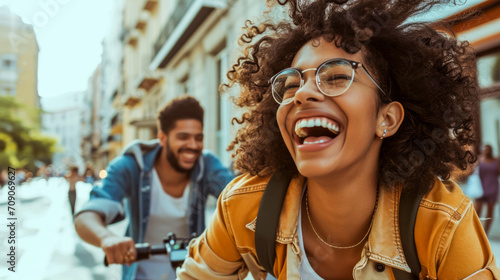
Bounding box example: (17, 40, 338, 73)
(100, 0, 126, 166)
(81, 65, 104, 171)
(0, 6, 39, 109)
(119, 0, 271, 166)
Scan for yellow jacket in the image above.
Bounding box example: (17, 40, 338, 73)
(177, 174, 500, 279)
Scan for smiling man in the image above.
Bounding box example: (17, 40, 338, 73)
(74, 96, 234, 280)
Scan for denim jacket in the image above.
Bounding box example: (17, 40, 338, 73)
(178, 174, 500, 279)
(77, 139, 234, 279)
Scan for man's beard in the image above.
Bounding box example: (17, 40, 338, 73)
(165, 139, 200, 173)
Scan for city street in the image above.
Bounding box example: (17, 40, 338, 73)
(0, 178, 124, 280)
(1, 178, 500, 280)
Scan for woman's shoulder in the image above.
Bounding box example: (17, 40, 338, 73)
(415, 178, 494, 278)
(420, 177, 472, 218)
(216, 173, 274, 241)
(221, 173, 272, 200)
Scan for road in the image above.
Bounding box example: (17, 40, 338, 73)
(0, 177, 124, 280)
(1, 178, 500, 280)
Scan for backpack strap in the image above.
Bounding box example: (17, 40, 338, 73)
(255, 172, 291, 277)
(393, 189, 424, 280)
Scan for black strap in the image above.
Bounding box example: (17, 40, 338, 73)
(255, 172, 291, 277)
(393, 189, 424, 280)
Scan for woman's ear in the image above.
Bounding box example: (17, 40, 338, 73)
(377, 101, 404, 139)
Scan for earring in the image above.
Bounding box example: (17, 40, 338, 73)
(380, 129, 387, 140)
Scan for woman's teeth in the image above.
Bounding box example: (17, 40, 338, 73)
(303, 139, 326, 145)
(294, 117, 339, 138)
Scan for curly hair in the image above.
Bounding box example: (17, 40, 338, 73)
(157, 95, 204, 134)
(224, 0, 478, 194)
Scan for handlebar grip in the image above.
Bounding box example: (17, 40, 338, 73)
(104, 243, 151, 267)
(135, 243, 151, 261)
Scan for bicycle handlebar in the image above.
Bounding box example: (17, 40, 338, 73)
(103, 233, 196, 267)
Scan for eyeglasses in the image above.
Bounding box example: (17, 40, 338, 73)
(269, 58, 389, 105)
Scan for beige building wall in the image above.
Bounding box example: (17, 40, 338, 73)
(0, 7, 39, 109)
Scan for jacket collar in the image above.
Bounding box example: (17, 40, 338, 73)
(122, 139, 161, 172)
(247, 174, 412, 272)
(367, 183, 411, 272)
(190, 150, 205, 183)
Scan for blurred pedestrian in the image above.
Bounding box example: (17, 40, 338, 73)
(39, 164, 53, 181)
(84, 167, 97, 184)
(475, 144, 500, 236)
(0, 167, 6, 187)
(65, 166, 83, 216)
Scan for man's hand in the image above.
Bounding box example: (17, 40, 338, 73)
(101, 235, 137, 266)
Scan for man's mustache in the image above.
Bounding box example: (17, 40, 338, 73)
(178, 148, 201, 155)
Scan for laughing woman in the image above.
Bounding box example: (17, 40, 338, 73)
(177, 0, 500, 279)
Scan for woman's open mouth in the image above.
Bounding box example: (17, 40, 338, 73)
(294, 117, 340, 145)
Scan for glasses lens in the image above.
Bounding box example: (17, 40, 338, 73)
(317, 60, 354, 96)
(272, 68, 301, 104)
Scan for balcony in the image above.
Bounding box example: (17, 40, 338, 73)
(110, 123, 123, 135)
(134, 9, 152, 33)
(150, 0, 227, 70)
(124, 96, 140, 107)
(135, 19, 147, 32)
(125, 29, 141, 47)
(127, 37, 138, 47)
(143, 0, 158, 13)
(129, 118, 156, 128)
(123, 91, 143, 107)
(133, 51, 163, 92)
(110, 112, 122, 130)
(137, 76, 162, 91)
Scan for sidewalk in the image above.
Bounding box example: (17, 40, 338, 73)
(483, 203, 500, 259)
(491, 238, 500, 259)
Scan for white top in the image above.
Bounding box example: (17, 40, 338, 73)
(136, 169, 191, 280)
(298, 187, 325, 280)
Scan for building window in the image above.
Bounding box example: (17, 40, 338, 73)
(477, 50, 500, 89)
(1, 54, 17, 71)
(179, 74, 189, 95)
(0, 87, 15, 96)
(478, 50, 500, 156)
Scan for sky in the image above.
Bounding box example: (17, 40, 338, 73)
(0, 0, 114, 97)
(0, 0, 485, 98)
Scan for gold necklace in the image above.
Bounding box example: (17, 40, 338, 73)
(305, 188, 379, 249)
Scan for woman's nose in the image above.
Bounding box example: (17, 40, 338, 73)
(293, 74, 325, 105)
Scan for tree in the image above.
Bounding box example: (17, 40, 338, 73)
(0, 95, 57, 171)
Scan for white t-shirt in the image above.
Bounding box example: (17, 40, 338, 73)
(298, 187, 325, 280)
(136, 169, 190, 280)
